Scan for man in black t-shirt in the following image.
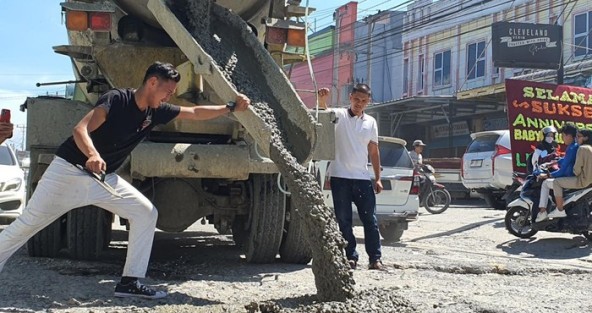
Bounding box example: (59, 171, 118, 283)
(0, 62, 250, 299)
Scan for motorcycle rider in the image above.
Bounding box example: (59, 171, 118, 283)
(540, 128, 592, 220)
(409, 140, 426, 166)
(535, 124, 578, 222)
(527, 126, 559, 174)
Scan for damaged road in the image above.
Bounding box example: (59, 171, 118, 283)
(2, 201, 592, 312)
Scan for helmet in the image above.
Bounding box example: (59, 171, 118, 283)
(542, 126, 557, 136)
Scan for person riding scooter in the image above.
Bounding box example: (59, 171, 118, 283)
(527, 126, 559, 174)
(537, 128, 592, 221)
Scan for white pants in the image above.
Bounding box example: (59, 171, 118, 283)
(0, 157, 157, 278)
(539, 179, 554, 209)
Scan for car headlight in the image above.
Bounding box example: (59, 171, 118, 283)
(0, 178, 23, 192)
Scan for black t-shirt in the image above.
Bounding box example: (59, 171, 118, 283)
(56, 88, 180, 173)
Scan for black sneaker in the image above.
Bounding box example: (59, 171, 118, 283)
(114, 280, 167, 299)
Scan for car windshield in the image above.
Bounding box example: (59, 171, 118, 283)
(0, 146, 16, 166)
(377, 141, 414, 168)
(467, 135, 499, 153)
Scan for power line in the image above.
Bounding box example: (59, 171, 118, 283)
(290, 0, 574, 81)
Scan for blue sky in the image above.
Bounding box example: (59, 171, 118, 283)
(0, 0, 400, 149)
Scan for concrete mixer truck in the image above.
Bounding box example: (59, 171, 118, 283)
(22, 0, 335, 264)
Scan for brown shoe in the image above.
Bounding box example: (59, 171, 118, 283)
(368, 260, 384, 270)
(348, 260, 357, 270)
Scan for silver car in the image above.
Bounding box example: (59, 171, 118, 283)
(461, 130, 513, 209)
(0, 143, 26, 223)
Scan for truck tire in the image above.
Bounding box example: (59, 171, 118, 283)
(243, 174, 286, 263)
(67, 206, 112, 260)
(279, 196, 312, 264)
(379, 223, 405, 243)
(27, 216, 66, 258)
(27, 157, 67, 258)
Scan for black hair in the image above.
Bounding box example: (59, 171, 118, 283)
(578, 129, 592, 146)
(560, 123, 578, 138)
(142, 62, 181, 84)
(351, 83, 372, 96)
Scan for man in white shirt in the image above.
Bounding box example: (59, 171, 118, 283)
(318, 84, 383, 270)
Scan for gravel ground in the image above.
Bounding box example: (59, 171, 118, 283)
(3, 200, 592, 313)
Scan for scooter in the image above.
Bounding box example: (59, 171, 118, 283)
(505, 164, 592, 240)
(501, 171, 528, 207)
(418, 164, 451, 214)
(503, 154, 560, 209)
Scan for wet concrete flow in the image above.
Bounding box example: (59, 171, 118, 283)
(168, 0, 416, 310)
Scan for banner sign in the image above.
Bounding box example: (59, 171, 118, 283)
(492, 22, 562, 69)
(506, 79, 592, 173)
(432, 121, 469, 138)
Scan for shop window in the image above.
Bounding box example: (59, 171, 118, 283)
(467, 41, 486, 80)
(574, 11, 592, 57)
(418, 54, 424, 93)
(434, 50, 451, 86)
(403, 58, 409, 95)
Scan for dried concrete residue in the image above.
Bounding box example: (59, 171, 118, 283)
(167, 0, 414, 308)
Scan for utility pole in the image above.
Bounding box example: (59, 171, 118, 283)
(333, 10, 343, 106)
(366, 16, 375, 88)
(15, 124, 26, 152)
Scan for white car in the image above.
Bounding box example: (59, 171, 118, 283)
(316, 136, 419, 242)
(0, 143, 26, 223)
(461, 130, 513, 209)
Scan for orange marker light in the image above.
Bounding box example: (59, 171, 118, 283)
(287, 29, 306, 47)
(66, 10, 88, 31)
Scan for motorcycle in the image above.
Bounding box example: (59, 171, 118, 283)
(501, 171, 528, 207)
(503, 154, 560, 210)
(505, 164, 592, 240)
(418, 164, 451, 214)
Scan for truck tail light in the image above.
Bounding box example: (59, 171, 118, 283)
(66, 10, 88, 31)
(492, 144, 511, 175)
(65, 10, 111, 32)
(266, 27, 306, 48)
(90, 12, 111, 31)
(266, 27, 288, 45)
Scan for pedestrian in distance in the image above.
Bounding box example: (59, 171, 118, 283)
(0, 61, 250, 299)
(409, 139, 427, 167)
(317, 83, 384, 270)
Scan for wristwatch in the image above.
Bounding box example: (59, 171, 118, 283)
(226, 101, 236, 112)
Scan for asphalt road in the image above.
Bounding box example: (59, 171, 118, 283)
(2, 199, 592, 313)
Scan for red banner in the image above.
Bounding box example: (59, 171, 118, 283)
(506, 79, 592, 173)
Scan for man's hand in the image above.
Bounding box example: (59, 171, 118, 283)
(537, 173, 548, 181)
(235, 94, 250, 112)
(374, 180, 383, 194)
(0, 122, 13, 144)
(85, 154, 107, 174)
(317, 88, 330, 109)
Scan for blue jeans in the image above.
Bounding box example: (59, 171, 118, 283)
(330, 177, 382, 263)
